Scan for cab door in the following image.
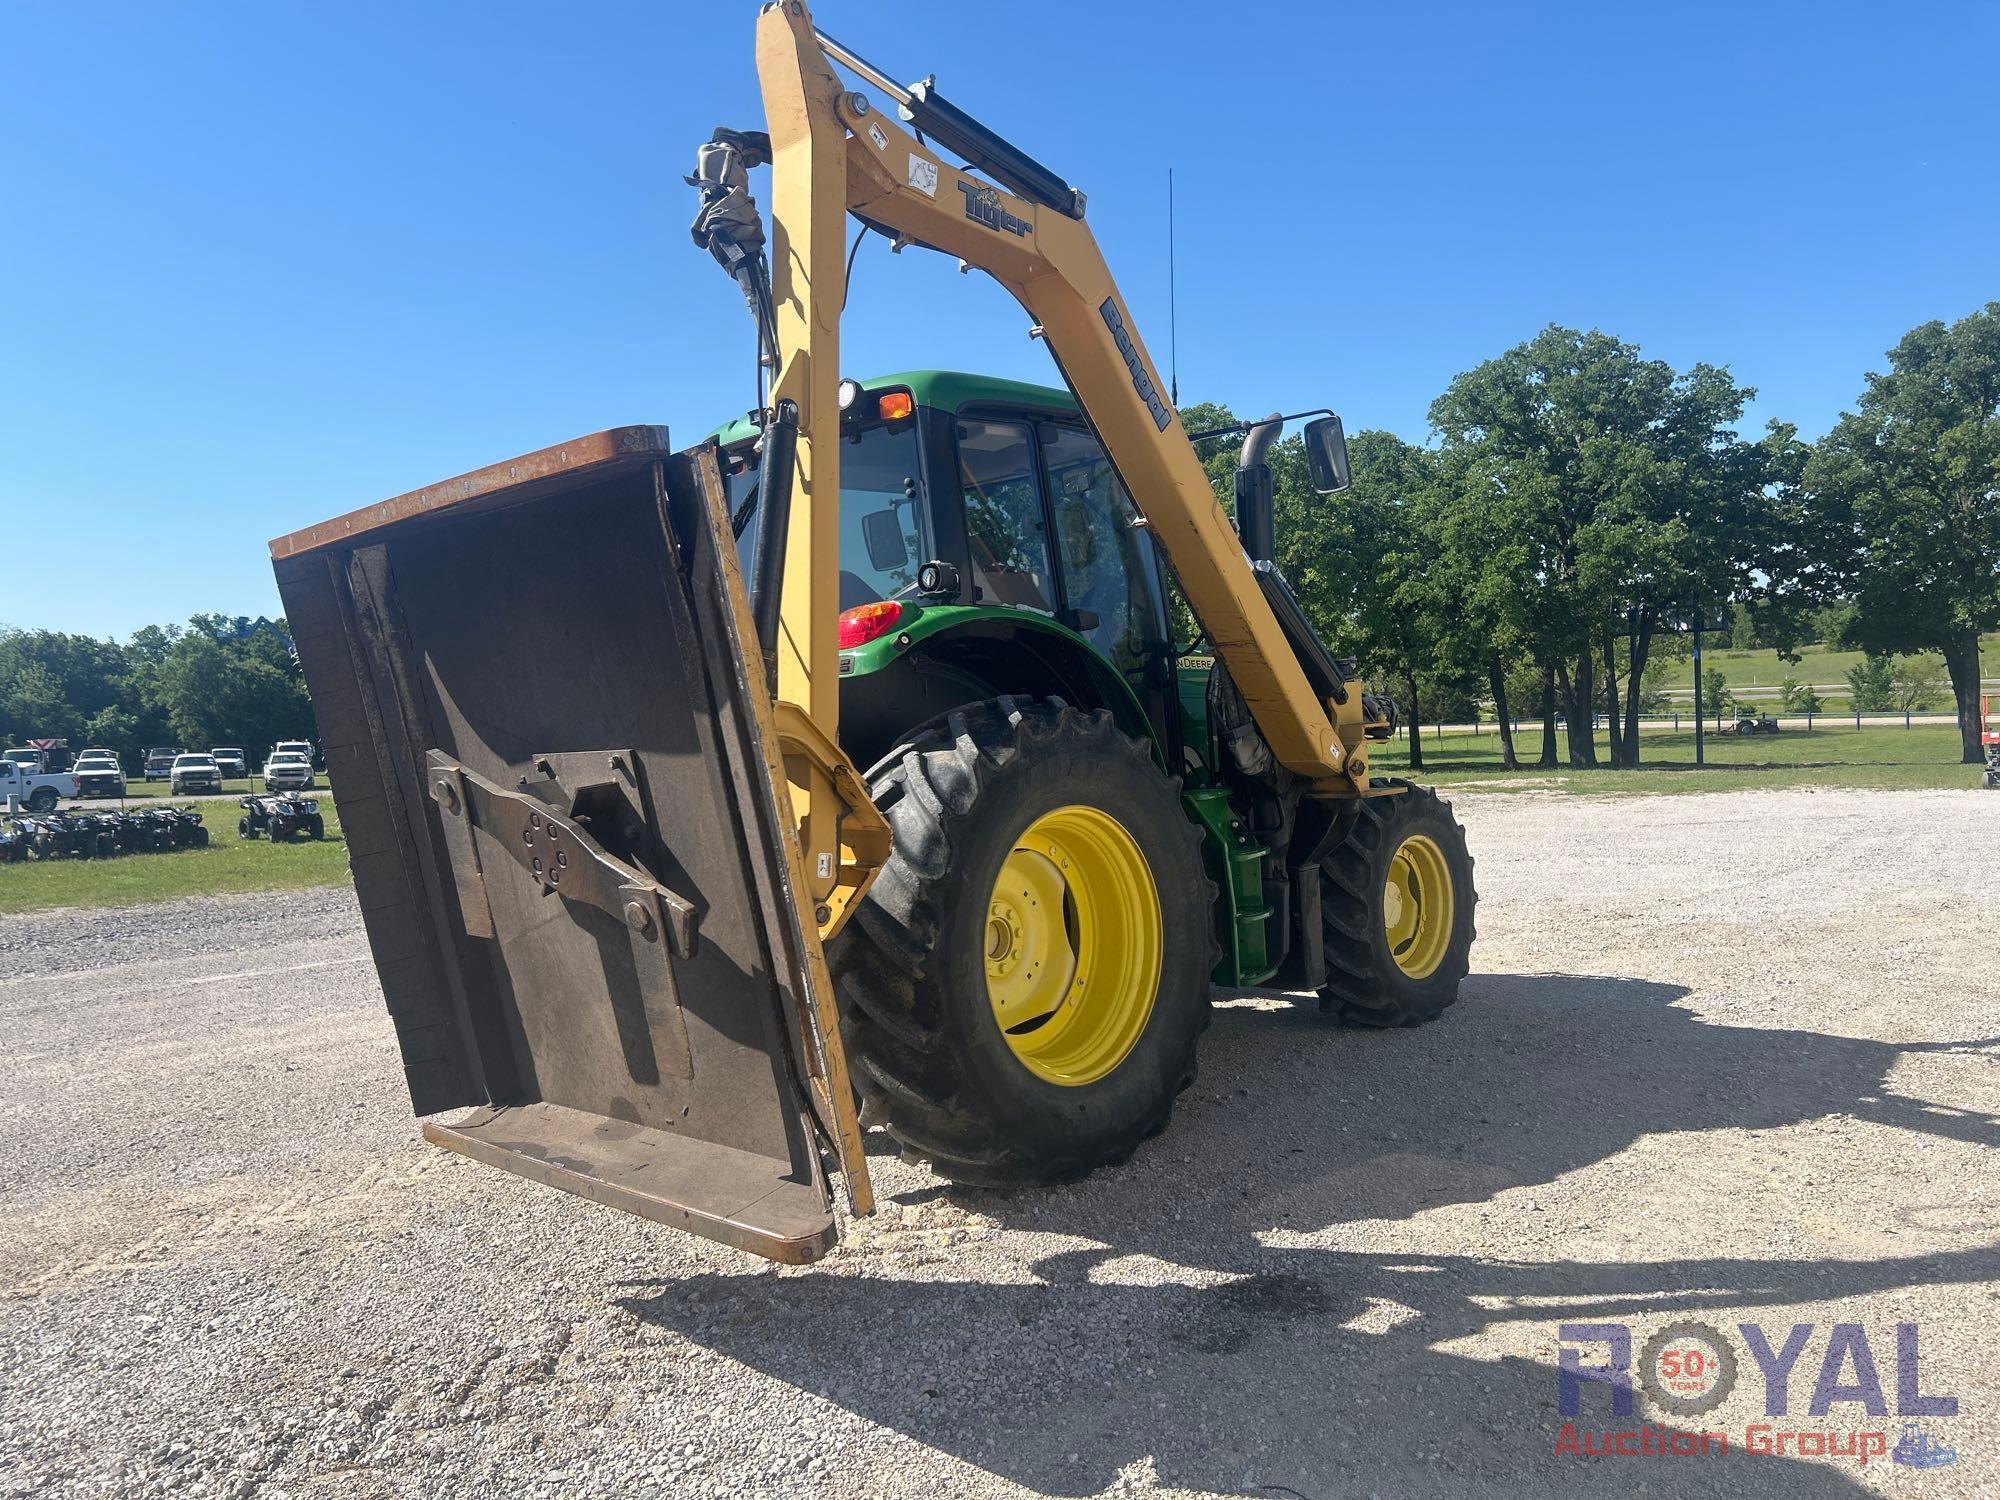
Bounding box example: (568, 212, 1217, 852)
(1037, 422, 1177, 736)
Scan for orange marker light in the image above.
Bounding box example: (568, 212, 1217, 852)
(837, 600, 904, 649)
(876, 391, 914, 421)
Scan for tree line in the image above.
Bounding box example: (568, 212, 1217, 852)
(1186, 301, 2000, 767)
(4, 306, 1994, 775)
(0, 615, 311, 766)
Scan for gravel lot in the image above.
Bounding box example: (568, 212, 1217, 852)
(3, 788, 1995, 1498)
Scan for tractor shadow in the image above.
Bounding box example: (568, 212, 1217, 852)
(617, 976, 1999, 1495)
(622, 1245, 1992, 1496)
(951, 972, 2000, 1273)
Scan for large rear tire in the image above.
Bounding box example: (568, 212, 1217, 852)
(829, 697, 1213, 1185)
(1319, 779, 1476, 1027)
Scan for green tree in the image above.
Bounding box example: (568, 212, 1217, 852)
(1, 660, 79, 742)
(1631, 656, 1674, 714)
(1332, 432, 1468, 770)
(155, 629, 311, 752)
(1430, 326, 1775, 769)
(1845, 654, 1895, 713)
(1803, 303, 2000, 761)
(1700, 666, 1732, 722)
(1810, 599, 1856, 647)
(1778, 675, 1825, 715)
(81, 705, 140, 763)
(1889, 658, 1948, 713)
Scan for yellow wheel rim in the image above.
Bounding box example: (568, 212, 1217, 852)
(984, 804, 1162, 1086)
(1383, 833, 1454, 979)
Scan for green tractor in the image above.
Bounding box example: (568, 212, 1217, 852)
(717, 371, 1477, 1185)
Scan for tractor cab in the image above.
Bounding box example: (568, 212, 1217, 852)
(715, 368, 1401, 996)
(718, 371, 1181, 775)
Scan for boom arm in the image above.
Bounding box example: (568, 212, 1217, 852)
(754, 1, 1371, 845)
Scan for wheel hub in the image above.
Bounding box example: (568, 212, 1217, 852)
(1384, 832, 1454, 979)
(983, 805, 1162, 1086)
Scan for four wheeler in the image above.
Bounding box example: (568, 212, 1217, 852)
(118, 805, 212, 852)
(158, 805, 211, 848)
(115, 808, 174, 853)
(269, 7, 1480, 1264)
(238, 793, 323, 842)
(30, 810, 113, 860)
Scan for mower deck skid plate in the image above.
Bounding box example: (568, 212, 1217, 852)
(271, 428, 853, 1263)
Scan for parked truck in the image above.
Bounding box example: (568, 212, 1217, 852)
(0, 757, 79, 813)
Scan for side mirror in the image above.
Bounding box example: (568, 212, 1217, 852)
(1303, 414, 1350, 494)
(861, 509, 907, 571)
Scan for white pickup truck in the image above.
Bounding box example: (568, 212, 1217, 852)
(0, 757, 79, 813)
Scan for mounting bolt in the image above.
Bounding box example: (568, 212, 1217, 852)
(609, 753, 629, 777)
(433, 778, 459, 814)
(624, 900, 656, 939)
(814, 904, 831, 925)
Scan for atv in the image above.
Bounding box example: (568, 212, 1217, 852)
(116, 809, 174, 853)
(155, 804, 211, 849)
(34, 810, 118, 860)
(239, 793, 324, 842)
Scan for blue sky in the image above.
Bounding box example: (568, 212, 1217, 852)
(3, 1, 1994, 638)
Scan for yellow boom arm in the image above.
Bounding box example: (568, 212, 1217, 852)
(752, 1, 1371, 904)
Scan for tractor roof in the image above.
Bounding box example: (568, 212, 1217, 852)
(710, 369, 1076, 446)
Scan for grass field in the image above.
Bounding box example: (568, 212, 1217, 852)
(0, 799, 348, 914)
(105, 774, 319, 800)
(3, 719, 1983, 913)
(1648, 632, 2000, 698)
(1374, 721, 1981, 794)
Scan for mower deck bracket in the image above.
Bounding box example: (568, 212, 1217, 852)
(427, 750, 700, 961)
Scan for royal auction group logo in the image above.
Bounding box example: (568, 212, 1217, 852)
(1555, 1320, 1960, 1468)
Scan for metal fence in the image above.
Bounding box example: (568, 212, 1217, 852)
(1410, 710, 1965, 741)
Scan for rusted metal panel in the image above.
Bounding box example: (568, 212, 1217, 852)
(271, 432, 859, 1263)
(269, 426, 675, 561)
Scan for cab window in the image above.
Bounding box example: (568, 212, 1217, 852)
(728, 420, 927, 611)
(955, 417, 1054, 612)
(1040, 423, 1167, 679)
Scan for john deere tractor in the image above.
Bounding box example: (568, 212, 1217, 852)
(712, 372, 1474, 1184)
(271, 6, 1475, 1261)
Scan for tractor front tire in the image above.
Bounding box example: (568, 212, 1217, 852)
(829, 697, 1213, 1185)
(1319, 780, 1476, 1027)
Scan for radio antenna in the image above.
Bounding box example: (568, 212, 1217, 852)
(1167, 166, 1179, 407)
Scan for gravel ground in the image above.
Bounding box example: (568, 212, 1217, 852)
(2, 787, 1995, 1499)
